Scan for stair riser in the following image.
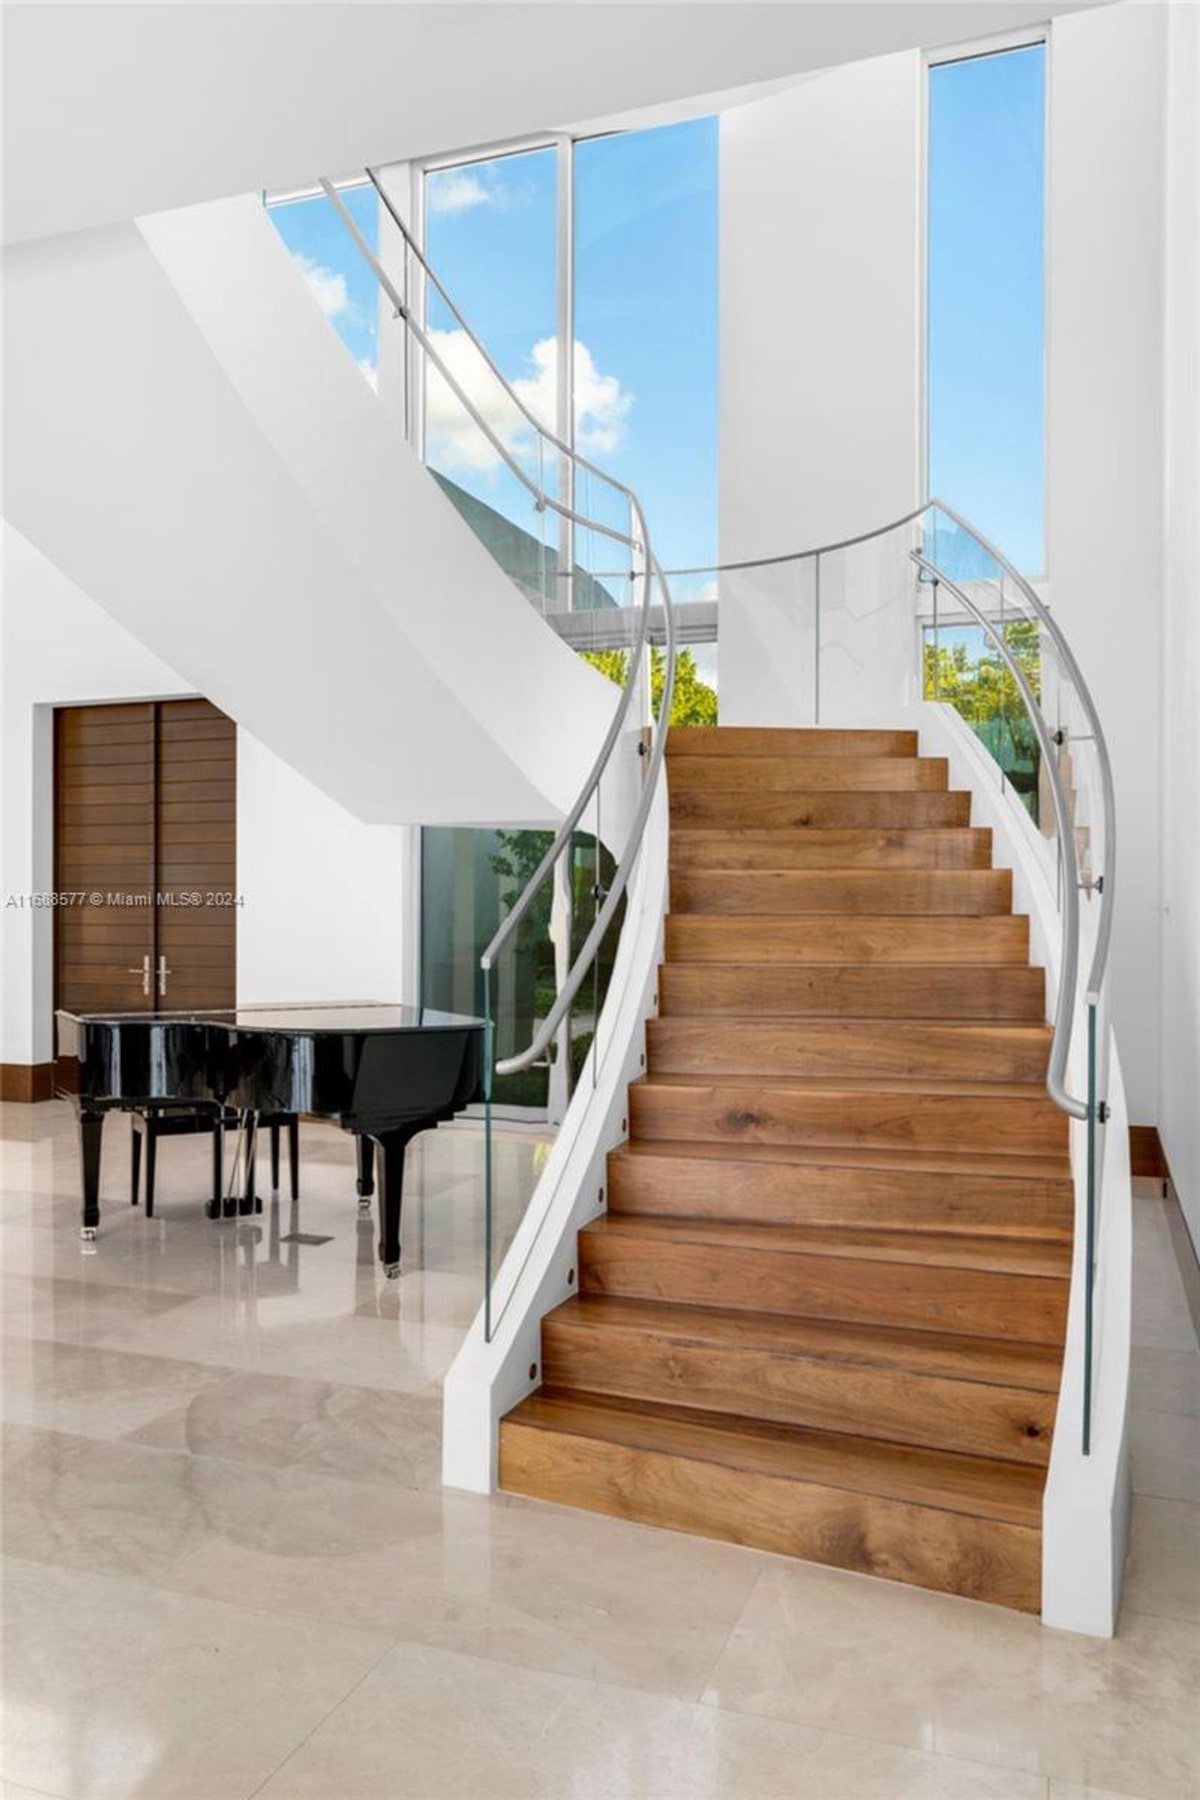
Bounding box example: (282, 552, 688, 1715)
(667, 728, 919, 759)
(499, 1423, 1042, 1612)
(540, 1326, 1056, 1465)
(647, 1020, 1049, 1083)
(668, 756, 949, 793)
(658, 964, 1046, 1020)
(664, 916, 1030, 964)
(670, 829, 994, 871)
(630, 1084, 1069, 1158)
(579, 1236, 1069, 1343)
(672, 870, 1013, 917)
(606, 1154, 1074, 1236)
(671, 790, 973, 828)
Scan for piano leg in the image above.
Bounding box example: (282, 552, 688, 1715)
(356, 1134, 375, 1211)
(373, 1127, 418, 1279)
(78, 1108, 104, 1240)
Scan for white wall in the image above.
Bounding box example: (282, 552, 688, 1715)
(0, 526, 412, 1069)
(4, 198, 619, 831)
(1160, 0, 1200, 1250)
(718, 3, 1171, 1127)
(717, 50, 922, 728)
(1046, 2, 1167, 1129)
(719, 51, 922, 566)
(2, 2, 1102, 246)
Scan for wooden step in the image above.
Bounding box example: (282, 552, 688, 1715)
(664, 914, 1029, 964)
(630, 1072, 1069, 1157)
(499, 1391, 1044, 1611)
(671, 788, 973, 829)
(540, 1295, 1060, 1464)
(659, 962, 1045, 1020)
(607, 1140, 1074, 1237)
(670, 827, 994, 871)
(671, 868, 1013, 917)
(667, 755, 949, 793)
(647, 1018, 1050, 1083)
(578, 1215, 1070, 1343)
(667, 727, 918, 759)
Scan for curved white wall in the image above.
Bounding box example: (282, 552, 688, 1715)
(3, 197, 617, 830)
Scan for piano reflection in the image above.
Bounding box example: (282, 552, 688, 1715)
(54, 1003, 485, 1277)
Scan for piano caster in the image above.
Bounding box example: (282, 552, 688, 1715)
(357, 1197, 372, 1216)
(80, 1225, 97, 1242)
(383, 1260, 401, 1281)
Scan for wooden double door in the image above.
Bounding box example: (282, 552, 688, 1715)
(54, 700, 237, 1034)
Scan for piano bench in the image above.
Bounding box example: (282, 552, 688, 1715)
(130, 1107, 300, 1218)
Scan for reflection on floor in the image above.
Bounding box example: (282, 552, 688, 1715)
(1, 1100, 1197, 1800)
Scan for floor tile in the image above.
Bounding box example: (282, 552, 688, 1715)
(702, 1559, 1200, 1799)
(1122, 1494, 1200, 1624)
(0, 1553, 390, 1800)
(163, 1482, 762, 1701)
(0, 1339, 228, 1442)
(1130, 1347, 1200, 1418)
(255, 1636, 1049, 1800)
(1130, 1407, 1200, 1502)
(124, 1368, 442, 1490)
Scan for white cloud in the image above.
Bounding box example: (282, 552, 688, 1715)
(357, 358, 379, 391)
(291, 252, 350, 320)
(426, 171, 494, 217)
(424, 332, 632, 477)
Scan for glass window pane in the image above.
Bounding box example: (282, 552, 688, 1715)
(574, 119, 718, 602)
(927, 46, 1046, 576)
(423, 148, 560, 602)
(266, 185, 380, 387)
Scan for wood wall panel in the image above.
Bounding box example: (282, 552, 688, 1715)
(53, 700, 236, 1050)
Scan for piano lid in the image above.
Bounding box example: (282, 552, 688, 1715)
(56, 1001, 485, 1035)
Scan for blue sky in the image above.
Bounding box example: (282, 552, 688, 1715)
(928, 44, 1046, 575)
(269, 64, 1045, 603)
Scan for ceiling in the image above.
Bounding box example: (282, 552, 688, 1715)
(3, 2, 1109, 246)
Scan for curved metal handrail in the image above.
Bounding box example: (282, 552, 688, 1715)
(913, 555, 1087, 1121)
(575, 493, 1115, 1011)
(922, 497, 1115, 1004)
(319, 170, 676, 1079)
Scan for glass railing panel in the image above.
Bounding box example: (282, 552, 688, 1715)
(818, 524, 920, 722)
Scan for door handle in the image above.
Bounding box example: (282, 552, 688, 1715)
(157, 955, 171, 998)
(127, 954, 151, 996)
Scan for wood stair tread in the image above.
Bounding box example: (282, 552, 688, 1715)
(666, 728, 919, 758)
(582, 1213, 1072, 1279)
(504, 1389, 1046, 1529)
(636, 1070, 1059, 1100)
(544, 1293, 1064, 1391)
(610, 1137, 1073, 1184)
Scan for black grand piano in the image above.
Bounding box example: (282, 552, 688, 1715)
(54, 1002, 484, 1277)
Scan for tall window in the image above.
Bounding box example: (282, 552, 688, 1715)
(927, 43, 1046, 576)
(266, 184, 380, 386)
(420, 120, 718, 610)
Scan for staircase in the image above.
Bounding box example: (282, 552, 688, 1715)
(498, 726, 1073, 1614)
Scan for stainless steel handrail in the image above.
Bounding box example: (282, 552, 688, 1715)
(319, 169, 676, 1078)
(561, 504, 930, 582)
(496, 552, 677, 1075)
(575, 493, 1115, 1008)
(913, 554, 1087, 1121)
(923, 497, 1115, 1003)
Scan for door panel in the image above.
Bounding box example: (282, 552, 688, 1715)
(155, 700, 236, 1010)
(54, 700, 237, 1047)
(55, 705, 156, 1064)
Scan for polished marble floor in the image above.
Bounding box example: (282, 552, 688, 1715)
(1, 1101, 1197, 1800)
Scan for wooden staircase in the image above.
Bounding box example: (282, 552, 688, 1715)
(499, 727, 1073, 1614)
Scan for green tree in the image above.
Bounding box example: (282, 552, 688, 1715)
(580, 646, 718, 726)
